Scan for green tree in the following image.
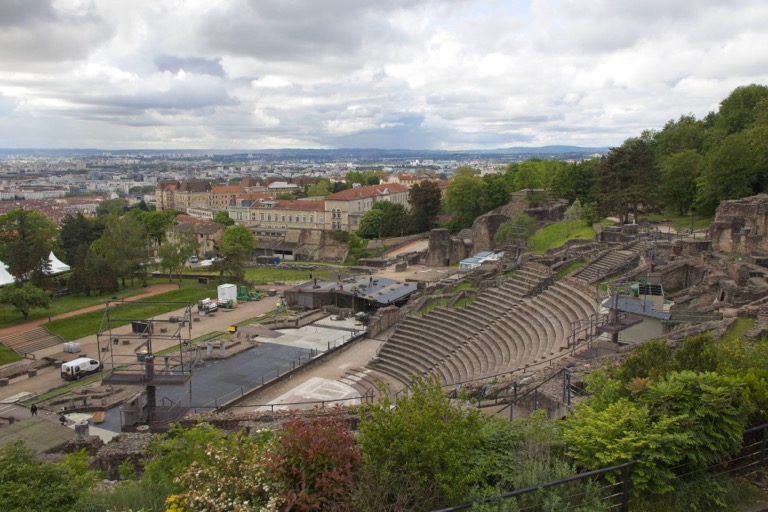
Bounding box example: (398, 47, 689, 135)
(453, 166, 481, 178)
(0, 281, 50, 320)
(128, 209, 178, 244)
(218, 224, 255, 281)
(640, 371, 747, 470)
(695, 132, 760, 214)
(307, 179, 332, 197)
(92, 214, 148, 287)
(563, 399, 692, 495)
(221, 224, 256, 255)
(357, 208, 384, 239)
(159, 226, 199, 282)
(494, 214, 536, 249)
(595, 134, 661, 223)
(68, 244, 92, 295)
(513, 159, 545, 191)
(444, 174, 487, 231)
(95, 198, 130, 216)
(0, 441, 101, 512)
(654, 114, 706, 158)
(0, 208, 58, 287)
(213, 210, 235, 226)
(481, 169, 516, 211)
(346, 170, 383, 186)
(378, 201, 409, 237)
(85, 250, 118, 295)
(659, 149, 702, 216)
(358, 379, 484, 509)
(564, 199, 583, 233)
(408, 180, 442, 233)
(58, 212, 105, 265)
(275, 192, 295, 200)
(550, 159, 597, 205)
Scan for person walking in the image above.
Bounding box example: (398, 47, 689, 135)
(30, 404, 38, 416)
(59, 414, 67, 426)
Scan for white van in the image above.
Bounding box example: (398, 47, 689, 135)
(60, 357, 102, 381)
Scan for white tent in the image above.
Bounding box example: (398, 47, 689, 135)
(0, 253, 70, 285)
(0, 263, 13, 286)
(48, 252, 70, 274)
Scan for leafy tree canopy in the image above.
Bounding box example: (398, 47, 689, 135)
(0, 281, 50, 320)
(0, 208, 58, 286)
(213, 210, 235, 226)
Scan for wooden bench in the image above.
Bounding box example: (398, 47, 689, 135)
(91, 411, 105, 424)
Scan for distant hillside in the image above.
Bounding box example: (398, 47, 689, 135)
(0, 146, 608, 160)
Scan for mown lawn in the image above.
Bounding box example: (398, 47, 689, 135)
(46, 282, 219, 341)
(0, 344, 21, 365)
(183, 266, 341, 285)
(243, 267, 339, 284)
(0, 280, 166, 331)
(531, 220, 612, 254)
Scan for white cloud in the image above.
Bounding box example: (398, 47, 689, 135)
(0, 0, 767, 149)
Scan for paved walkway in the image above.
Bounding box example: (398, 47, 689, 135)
(0, 283, 180, 338)
(0, 287, 292, 405)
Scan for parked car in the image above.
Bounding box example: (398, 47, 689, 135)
(189, 256, 199, 264)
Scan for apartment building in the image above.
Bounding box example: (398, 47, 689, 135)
(325, 183, 409, 231)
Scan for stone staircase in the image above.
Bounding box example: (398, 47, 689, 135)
(571, 249, 639, 283)
(0, 327, 65, 356)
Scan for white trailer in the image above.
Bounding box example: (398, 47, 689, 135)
(217, 283, 237, 307)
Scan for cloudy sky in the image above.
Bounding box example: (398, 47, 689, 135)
(0, 0, 766, 150)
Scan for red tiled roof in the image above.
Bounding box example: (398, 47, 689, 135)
(175, 214, 206, 224)
(211, 185, 244, 194)
(257, 200, 325, 211)
(326, 183, 409, 201)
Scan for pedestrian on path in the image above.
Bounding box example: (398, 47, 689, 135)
(59, 414, 67, 425)
(30, 404, 38, 416)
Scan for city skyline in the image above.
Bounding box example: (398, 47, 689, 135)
(0, 0, 766, 150)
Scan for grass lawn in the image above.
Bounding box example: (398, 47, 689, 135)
(46, 281, 219, 341)
(0, 344, 21, 365)
(557, 258, 587, 278)
(531, 220, 612, 254)
(183, 266, 341, 285)
(0, 280, 168, 331)
(450, 282, 473, 294)
(721, 317, 756, 342)
(243, 267, 339, 284)
(641, 211, 714, 232)
(415, 298, 447, 316)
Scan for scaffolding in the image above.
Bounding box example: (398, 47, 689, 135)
(96, 301, 194, 431)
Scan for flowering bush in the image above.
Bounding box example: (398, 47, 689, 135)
(174, 432, 282, 512)
(171, 411, 359, 511)
(264, 408, 361, 511)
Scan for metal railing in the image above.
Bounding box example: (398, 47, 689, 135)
(433, 461, 636, 512)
